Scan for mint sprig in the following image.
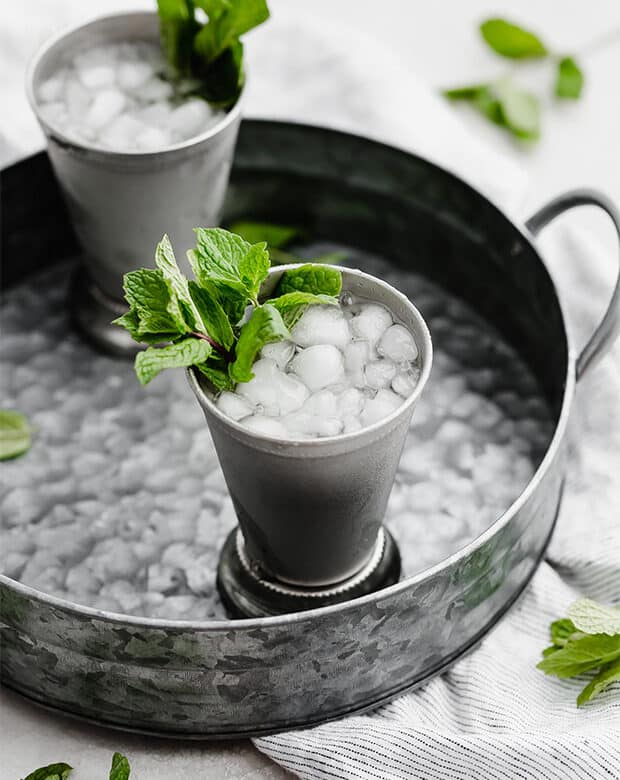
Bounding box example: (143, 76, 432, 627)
(114, 228, 342, 386)
(156, 0, 269, 109)
(443, 17, 587, 141)
(538, 598, 620, 706)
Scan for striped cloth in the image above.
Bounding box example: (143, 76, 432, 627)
(249, 12, 620, 780)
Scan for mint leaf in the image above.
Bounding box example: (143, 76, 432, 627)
(555, 56, 584, 99)
(157, 0, 198, 78)
(0, 409, 32, 461)
(22, 764, 72, 780)
(192, 228, 250, 288)
(266, 291, 339, 329)
(550, 618, 579, 647)
(194, 0, 269, 62)
(112, 309, 181, 345)
(155, 234, 204, 332)
(494, 79, 540, 139)
(188, 280, 235, 350)
(568, 599, 620, 637)
(135, 338, 212, 384)
(194, 39, 245, 107)
(229, 304, 289, 383)
(122, 268, 187, 334)
(577, 657, 620, 706)
(480, 18, 548, 59)
(191, 227, 270, 310)
(227, 221, 301, 248)
(195, 359, 236, 391)
(537, 633, 620, 678)
(109, 752, 131, 780)
(276, 264, 342, 297)
(443, 84, 490, 100)
(238, 241, 270, 301)
(443, 80, 540, 140)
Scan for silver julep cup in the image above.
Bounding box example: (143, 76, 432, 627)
(188, 265, 433, 592)
(26, 12, 242, 354)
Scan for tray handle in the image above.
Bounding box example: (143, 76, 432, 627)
(525, 188, 620, 381)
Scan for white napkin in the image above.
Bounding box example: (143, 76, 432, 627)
(244, 12, 620, 780)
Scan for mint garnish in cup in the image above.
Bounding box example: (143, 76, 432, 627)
(113, 228, 342, 388)
(157, 0, 270, 109)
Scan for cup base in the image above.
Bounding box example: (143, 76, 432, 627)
(217, 527, 401, 618)
(70, 268, 140, 357)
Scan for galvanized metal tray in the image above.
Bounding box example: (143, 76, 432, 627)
(2, 120, 618, 738)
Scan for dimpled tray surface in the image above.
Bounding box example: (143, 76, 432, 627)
(0, 121, 568, 737)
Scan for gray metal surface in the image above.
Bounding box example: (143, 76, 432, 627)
(26, 11, 241, 348)
(1, 121, 618, 737)
(189, 264, 432, 587)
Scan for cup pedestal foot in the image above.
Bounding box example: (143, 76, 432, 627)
(217, 527, 401, 619)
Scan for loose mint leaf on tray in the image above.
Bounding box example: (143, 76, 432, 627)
(555, 56, 584, 99)
(267, 290, 339, 329)
(188, 280, 235, 350)
(567, 598, 620, 637)
(227, 220, 302, 248)
(22, 763, 72, 780)
(480, 18, 548, 59)
(229, 303, 289, 383)
(0, 409, 32, 461)
(537, 633, 620, 678)
(135, 338, 212, 385)
(577, 657, 620, 706)
(276, 264, 343, 297)
(109, 751, 131, 780)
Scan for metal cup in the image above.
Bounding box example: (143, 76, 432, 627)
(188, 265, 433, 588)
(26, 11, 242, 354)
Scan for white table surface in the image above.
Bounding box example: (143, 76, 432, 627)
(2, 1, 619, 778)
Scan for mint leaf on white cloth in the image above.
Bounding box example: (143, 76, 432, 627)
(22, 763, 72, 780)
(480, 18, 548, 59)
(568, 598, 620, 636)
(109, 752, 131, 780)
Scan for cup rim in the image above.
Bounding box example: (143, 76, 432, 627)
(25, 9, 244, 159)
(189, 263, 434, 449)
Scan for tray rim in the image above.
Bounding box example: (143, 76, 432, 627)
(0, 119, 576, 630)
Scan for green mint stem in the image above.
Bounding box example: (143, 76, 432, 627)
(191, 331, 231, 359)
